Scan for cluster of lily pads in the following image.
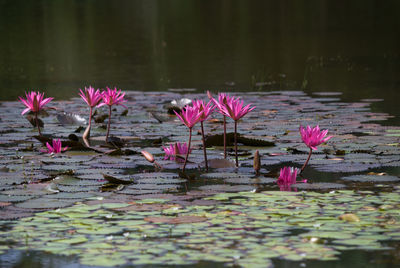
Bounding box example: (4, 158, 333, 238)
(19, 88, 333, 189)
(0, 89, 398, 267)
(1, 188, 400, 267)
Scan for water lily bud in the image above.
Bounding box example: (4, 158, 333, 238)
(141, 150, 155, 163)
(253, 150, 261, 174)
(207, 90, 213, 99)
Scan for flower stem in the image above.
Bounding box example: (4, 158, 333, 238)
(35, 112, 41, 136)
(182, 128, 192, 172)
(301, 148, 313, 173)
(201, 121, 208, 171)
(234, 120, 238, 167)
(85, 107, 93, 139)
(223, 115, 227, 159)
(105, 105, 112, 142)
(88, 107, 92, 136)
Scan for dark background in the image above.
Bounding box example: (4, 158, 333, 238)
(0, 0, 399, 122)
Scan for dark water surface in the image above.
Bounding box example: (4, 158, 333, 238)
(0, 0, 399, 123)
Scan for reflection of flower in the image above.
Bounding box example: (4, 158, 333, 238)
(277, 166, 306, 191)
(43, 139, 68, 154)
(163, 142, 189, 161)
(300, 125, 332, 151)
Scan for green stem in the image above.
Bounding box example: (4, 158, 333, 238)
(223, 115, 227, 159)
(88, 107, 93, 138)
(105, 105, 112, 142)
(301, 148, 313, 173)
(182, 128, 192, 172)
(201, 121, 208, 171)
(234, 120, 238, 167)
(35, 112, 41, 136)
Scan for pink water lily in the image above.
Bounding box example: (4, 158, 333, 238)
(174, 105, 202, 172)
(219, 96, 256, 121)
(42, 139, 68, 154)
(79, 86, 103, 108)
(18, 91, 53, 136)
(210, 92, 234, 159)
(219, 96, 256, 167)
(300, 125, 333, 173)
(98, 87, 128, 108)
(174, 105, 202, 129)
(300, 125, 333, 151)
(192, 100, 215, 122)
(277, 166, 307, 191)
(79, 86, 103, 140)
(163, 142, 190, 161)
(192, 100, 216, 171)
(99, 87, 128, 142)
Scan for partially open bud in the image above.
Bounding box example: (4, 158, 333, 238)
(206, 90, 213, 100)
(141, 150, 155, 163)
(253, 150, 261, 174)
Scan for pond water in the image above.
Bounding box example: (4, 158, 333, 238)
(0, 0, 399, 123)
(0, 1, 399, 268)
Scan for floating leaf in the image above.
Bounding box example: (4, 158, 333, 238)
(15, 197, 75, 209)
(144, 215, 207, 224)
(340, 175, 400, 183)
(291, 183, 346, 190)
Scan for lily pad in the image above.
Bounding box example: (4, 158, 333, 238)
(291, 183, 346, 190)
(340, 175, 400, 182)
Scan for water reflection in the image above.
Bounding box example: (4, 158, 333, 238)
(0, 0, 399, 123)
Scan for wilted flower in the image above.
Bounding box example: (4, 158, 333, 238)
(43, 139, 68, 154)
(19, 91, 53, 136)
(300, 125, 332, 151)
